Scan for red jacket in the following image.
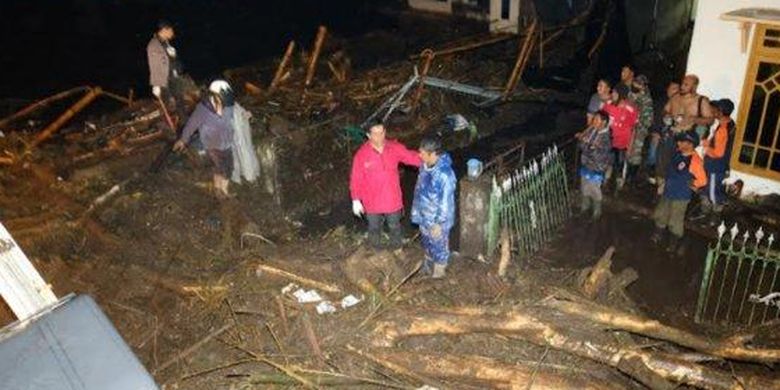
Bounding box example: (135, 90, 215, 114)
(350, 140, 421, 214)
(603, 101, 638, 150)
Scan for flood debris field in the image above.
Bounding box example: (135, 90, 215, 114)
(1, 7, 780, 390)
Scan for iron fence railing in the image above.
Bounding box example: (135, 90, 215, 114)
(696, 223, 780, 326)
(486, 145, 571, 257)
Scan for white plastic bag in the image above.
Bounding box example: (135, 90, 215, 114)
(231, 103, 261, 183)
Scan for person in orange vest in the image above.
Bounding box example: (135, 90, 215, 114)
(701, 99, 735, 221)
(651, 130, 707, 254)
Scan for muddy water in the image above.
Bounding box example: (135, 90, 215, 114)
(548, 204, 709, 327)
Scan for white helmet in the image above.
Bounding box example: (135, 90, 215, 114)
(209, 80, 231, 94)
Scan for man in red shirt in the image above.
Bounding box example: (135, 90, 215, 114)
(350, 121, 422, 250)
(602, 83, 639, 190)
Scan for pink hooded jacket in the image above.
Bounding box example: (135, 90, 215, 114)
(349, 140, 421, 214)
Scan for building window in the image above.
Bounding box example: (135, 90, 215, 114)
(733, 25, 780, 180)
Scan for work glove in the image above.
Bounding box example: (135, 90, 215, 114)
(152, 86, 162, 98)
(351, 200, 364, 217)
(166, 46, 177, 58)
(429, 224, 442, 239)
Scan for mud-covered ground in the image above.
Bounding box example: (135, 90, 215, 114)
(2, 9, 780, 389)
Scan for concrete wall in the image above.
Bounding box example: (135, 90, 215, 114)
(408, 0, 453, 14)
(686, 0, 780, 196)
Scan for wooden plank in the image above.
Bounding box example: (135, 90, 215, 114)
(0, 222, 57, 321)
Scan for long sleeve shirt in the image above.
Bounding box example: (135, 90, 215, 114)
(179, 100, 234, 151)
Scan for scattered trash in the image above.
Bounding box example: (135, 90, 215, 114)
(315, 301, 337, 314)
(340, 294, 362, 308)
(292, 288, 324, 303)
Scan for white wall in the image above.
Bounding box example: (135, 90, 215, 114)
(686, 0, 780, 196)
(408, 0, 453, 14)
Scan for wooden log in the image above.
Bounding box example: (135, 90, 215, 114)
(244, 82, 263, 96)
(371, 308, 780, 390)
(256, 262, 341, 293)
(503, 20, 537, 99)
(29, 87, 103, 149)
(409, 49, 434, 109)
(0, 86, 89, 130)
(304, 26, 328, 87)
(545, 297, 780, 364)
(369, 349, 627, 390)
(581, 246, 615, 299)
(346, 345, 445, 389)
(270, 40, 296, 92)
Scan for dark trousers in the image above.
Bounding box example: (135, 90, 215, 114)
(366, 212, 402, 250)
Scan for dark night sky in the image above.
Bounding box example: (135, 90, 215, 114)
(0, 0, 396, 100)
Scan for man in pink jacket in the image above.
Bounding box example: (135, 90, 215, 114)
(350, 122, 422, 250)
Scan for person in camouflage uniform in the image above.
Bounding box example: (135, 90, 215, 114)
(627, 74, 654, 182)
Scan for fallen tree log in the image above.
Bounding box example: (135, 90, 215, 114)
(580, 246, 614, 299)
(0, 86, 89, 130)
(545, 297, 780, 364)
(372, 308, 780, 389)
(367, 349, 627, 390)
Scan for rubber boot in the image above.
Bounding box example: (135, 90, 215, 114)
(665, 235, 682, 254)
(591, 200, 602, 221)
(421, 257, 433, 275)
(651, 227, 665, 245)
(432, 263, 447, 279)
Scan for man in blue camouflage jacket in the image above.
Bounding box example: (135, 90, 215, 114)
(411, 136, 457, 279)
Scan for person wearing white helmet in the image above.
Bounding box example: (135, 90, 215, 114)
(174, 80, 236, 198)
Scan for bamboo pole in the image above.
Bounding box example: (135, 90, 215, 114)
(409, 49, 435, 109)
(257, 263, 341, 293)
(410, 33, 515, 59)
(270, 40, 296, 92)
(0, 86, 89, 130)
(502, 20, 537, 99)
(304, 26, 328, 87)
(28, 87, 102, 149)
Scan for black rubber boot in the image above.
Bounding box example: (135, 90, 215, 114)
(665, 235, 683, 254)
(651, 227, 665, 245)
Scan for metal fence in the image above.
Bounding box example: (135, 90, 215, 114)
(486, 145, 571, 257)
(696, 223, 780, 326)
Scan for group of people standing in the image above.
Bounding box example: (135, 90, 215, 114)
(148, 20, 458, 278)
(578, 65, 735, 254)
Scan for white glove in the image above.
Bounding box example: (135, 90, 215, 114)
(166, 46, 177, 58)
(352, 200, 364, 217)
(152, 86, 162, 98)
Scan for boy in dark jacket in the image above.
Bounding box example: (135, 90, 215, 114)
(577, 110, 612, 220)
(651, 130, 707, 253)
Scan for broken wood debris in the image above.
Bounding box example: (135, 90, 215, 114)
(256, 262, 342, 293)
